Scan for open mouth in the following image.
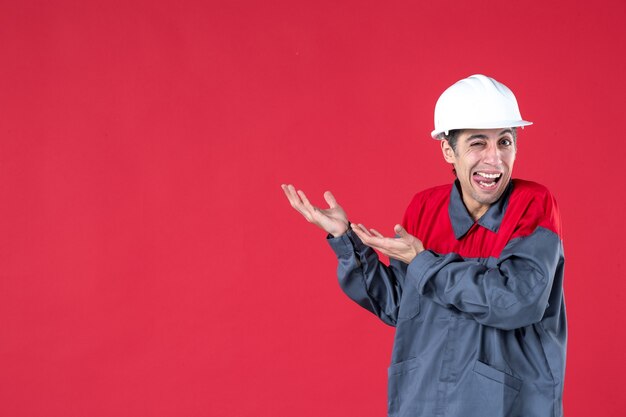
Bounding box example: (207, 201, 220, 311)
(472, 171, 502, 189)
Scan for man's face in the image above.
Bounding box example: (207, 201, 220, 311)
(441, 128, 517, 219)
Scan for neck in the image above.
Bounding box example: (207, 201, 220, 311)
(463, 198, 490, 222)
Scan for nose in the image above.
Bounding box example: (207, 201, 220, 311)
(482, 142, 502, 165)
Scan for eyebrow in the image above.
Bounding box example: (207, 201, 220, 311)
(466, 129, 514, 141)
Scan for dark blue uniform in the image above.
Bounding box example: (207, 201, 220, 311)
(328, 180, 566, 417)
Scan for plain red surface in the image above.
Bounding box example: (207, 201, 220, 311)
(1, 1, 625, 416)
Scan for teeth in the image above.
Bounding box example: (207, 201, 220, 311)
(478, 181, 497, 188)
(477, 172, 501, 179)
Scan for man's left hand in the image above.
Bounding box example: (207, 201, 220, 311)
(350, 223, 425, 264)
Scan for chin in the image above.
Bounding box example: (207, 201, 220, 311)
(472, 187, 505, 205)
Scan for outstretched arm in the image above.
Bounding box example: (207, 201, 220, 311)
(329, 229, 408, 326)
(282, 184, 406, 326)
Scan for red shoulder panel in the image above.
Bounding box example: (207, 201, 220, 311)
(507, 180, 562, 240)
(402, 180, 562, 259)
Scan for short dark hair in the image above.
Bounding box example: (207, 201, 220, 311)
(437, 128, 518, 153)
(437, 129, 462, 151)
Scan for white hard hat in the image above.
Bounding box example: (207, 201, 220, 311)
(431, 74, 532, 139)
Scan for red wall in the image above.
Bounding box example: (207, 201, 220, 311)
(1, 1, 624, 416)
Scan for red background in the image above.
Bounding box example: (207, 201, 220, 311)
(1, 1, 625, 416)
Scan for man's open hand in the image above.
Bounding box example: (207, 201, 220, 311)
(281, 184, 349, 237)
(351, 223, 424, 264)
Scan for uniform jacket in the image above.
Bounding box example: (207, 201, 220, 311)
(327, 179, 566, 417)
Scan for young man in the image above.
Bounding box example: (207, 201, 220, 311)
(282, 74, 566, 417)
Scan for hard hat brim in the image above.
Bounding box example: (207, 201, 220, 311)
(431, 120, 533, 139)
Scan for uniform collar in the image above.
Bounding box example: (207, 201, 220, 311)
(448, 179, 514, 240)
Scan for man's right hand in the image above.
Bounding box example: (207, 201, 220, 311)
(281, 184, 349, 237)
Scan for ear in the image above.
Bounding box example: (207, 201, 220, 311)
(441, 139, 456, 164)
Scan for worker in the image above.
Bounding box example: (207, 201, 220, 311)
(281, 74, 566, 417)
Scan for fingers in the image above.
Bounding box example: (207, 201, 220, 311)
(351, 223, 373, 238)
(350, 224, 371, 244)
(323, 191, 338, 208)
(351, 224, 397, 255)
(394, 224, 409, 238)
(353, 224, 396, 241)
(282, 184, 339, 227)
(297, 189, 321, 219)
(282, 184, 303, 210)
(393, 224, 425, 256)
(282, 184, 410, 248)
(296, 189, 312, 208)
(352, 224, 407, 249)
(282, 184, 333, 210)
(282, 184, 314, 220)
(281, 184, 299, 205)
